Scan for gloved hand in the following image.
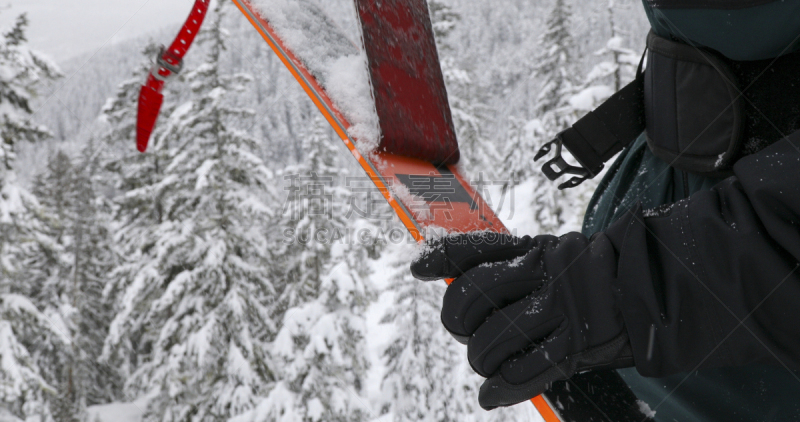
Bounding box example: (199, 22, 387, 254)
(411, 231, 634, 409)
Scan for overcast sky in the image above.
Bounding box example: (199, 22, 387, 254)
(0, 0, 202, 62)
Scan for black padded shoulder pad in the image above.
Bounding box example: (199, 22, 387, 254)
(644, 31, 745, 176)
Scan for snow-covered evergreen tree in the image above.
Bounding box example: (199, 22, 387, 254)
(0, 294, 61, 421)
(0, 12, 61, 281)
(591, 0, 639, 92)
(501, 0, 586, 233)
(501, 116, 566, 233)
(430, 0, 499, 179)
(99, 43, 178, 384)
(502, 0, 581, 176)
(104, 4, 277, 420)
(16, 147, 119, 421)
(98, 42, 176, 201)
(0, 12, 62, 422)
(379, 254, 462, 422)
(531, 0, 578, 125)
(569, 0, 639, 117)
(379, 245, 538, 422)
(70, 142, 122, 407)
(0, 13, 59, 165)
(19, 151, 80, 422)
(247, 116, 373, 422)
(17, 152, 71, 310)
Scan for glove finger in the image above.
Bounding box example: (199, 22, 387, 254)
(498, 331, 571, 384)
(467, 292, 564, 378)
(411, 232, 543, 281)
(478, 331, 635, 410)
(477, 334, 571, 410)
(440, 249, 548, 341)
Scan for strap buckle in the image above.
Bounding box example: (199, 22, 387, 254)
(152, 46, 184, 82)
(535, 132, 594, 190)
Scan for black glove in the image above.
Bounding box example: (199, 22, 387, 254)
(411, 232, 634, 409)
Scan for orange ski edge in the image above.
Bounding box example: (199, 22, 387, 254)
(532, 395, 564, 422)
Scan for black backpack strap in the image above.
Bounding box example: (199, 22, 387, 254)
(536, 53, 647, 189)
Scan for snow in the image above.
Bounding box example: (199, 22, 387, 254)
(568, 85, 614, 112)
(87, 396, 150, 422)
(606, 36, 625, 51)
(232, 383, 297, 422)
(0, 176, 31, 225)
(195, 158, 218, 190)
(387, 182, 431, 222)
(584, 61, 617, 82)
(637, 400, 657, 419)
(363, 285, 397, 403)
(715, 152, 726, 168)
(0, 409, 22, 422)
(249, 0, 381, 151)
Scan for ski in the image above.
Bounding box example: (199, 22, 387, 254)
(231, 0, 652, 421)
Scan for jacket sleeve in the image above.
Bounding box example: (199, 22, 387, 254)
(601, 132, 800, 378)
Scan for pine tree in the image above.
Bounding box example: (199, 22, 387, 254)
(501, 115, 544, 186)
(531, 0, 578, 124)
(99, 43, 178, 384)
(98, 42, 174, 208)
(500, 117, 565, 233)
(379, 254, 459, 422)
(0, 13, 59, 163)
(271, 117, 352, 312)
(105, 4, 277, 420)
(17, 147, 120, 422)
(0, 12, 62, 422)
(0, 12, 61, 279)
(430, 0, 499, 179)
(248, 116, 373, 422)
(19, 151, 79, 422)
(592, 0, 639, 92)
(67, 144, 122, 408)
(18, 152, 71, 310)
(379, 246, 537, 422)
(501, 0, 582, 233)
(570, 0, 639, 117)
(0, 294, 61, 421)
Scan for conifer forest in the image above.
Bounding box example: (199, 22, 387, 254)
(0, 0, 651, 420)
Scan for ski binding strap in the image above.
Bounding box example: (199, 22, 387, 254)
(153, 46, 184, 82)
(136, 0, 210, 153)
(536, 49, 647, 189)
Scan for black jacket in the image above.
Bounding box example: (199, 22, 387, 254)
(602, 132, 800, 378)
(580, 130, 800, 421)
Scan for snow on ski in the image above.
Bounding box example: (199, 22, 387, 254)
(231, 0, 653, 421)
